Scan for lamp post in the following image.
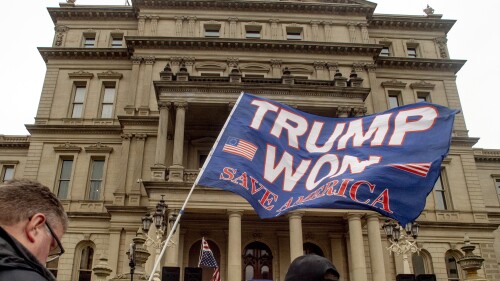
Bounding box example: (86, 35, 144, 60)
(141, 195, 173, 281)
(129, 242, 136, 281)
(382, 219, 420, 274)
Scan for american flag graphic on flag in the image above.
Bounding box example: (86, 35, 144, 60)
(222, 137, 257, 161)
(389, 163, 432, 177)
(198, 237, 220, 281)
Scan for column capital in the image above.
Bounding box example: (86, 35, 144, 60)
(313, 61, 326, 70)
(131, 56, 143, 64)
(269, 19, 280, 24)
(365, 63, 377, 72)
(227, 209, 244, 217)
(270, 59, 282, 67)
(121, 133, 133, 140)
(310, 20, 320, 26)
(346, 212, 363, 220)
(287, 210, 305, 219)
(174, 101, 188, 110)
(134, 133, 148, 140)
(228, 17, 238, 22)
(157, 101, 171, 110)
(144, 56, 156, 65)
(366, 213, 382, 220)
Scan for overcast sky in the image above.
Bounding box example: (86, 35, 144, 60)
(0, 0, 497, 149)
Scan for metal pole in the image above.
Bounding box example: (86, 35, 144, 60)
(129, 242, 136, 281)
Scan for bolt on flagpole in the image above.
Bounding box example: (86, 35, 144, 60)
(147, 92, 245, 281)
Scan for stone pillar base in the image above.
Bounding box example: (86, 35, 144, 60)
(128, 194, 141, 206)
(150, 164, 167, 181)
(124, 105, 136, 115)
(113, 193, 126, 206)
(168, 165, 184, 182)
(138, 106, 150, 116)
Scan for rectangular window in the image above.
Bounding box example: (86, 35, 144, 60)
(204, 25, 220, 38)
(88, 159, 104, 200)
(111, 35, 123, 48)
(100, 86, 116, 118)
(388, 90, 401, 109)
(72, 85, 86, 118)
(407, 47, 417, 58)
(2, 165, 14, 182)
(380, 47, 390, 57)
(83, 36, 96, 48)
(435, 174, 448, 210)
(287, 27, 303, 40)
(245, 26, 261, 39)
(417, 91, 429, 103)
(57, 159, 73, 199)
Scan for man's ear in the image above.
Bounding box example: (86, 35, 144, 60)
(25, 213, 46, 243)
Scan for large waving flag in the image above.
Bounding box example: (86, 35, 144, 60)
(197, 93, 458, 225)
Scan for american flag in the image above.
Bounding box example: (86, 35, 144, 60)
(198, 237, 220, 281)
(222, 137, 257, 161)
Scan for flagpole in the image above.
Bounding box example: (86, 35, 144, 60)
(147, 92, 245, 281)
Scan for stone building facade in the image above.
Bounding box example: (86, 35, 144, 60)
(1, 0, 500, 280)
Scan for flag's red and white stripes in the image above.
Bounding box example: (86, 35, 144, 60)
(389, 163, 432, 177)
(210, 267, 220, 281)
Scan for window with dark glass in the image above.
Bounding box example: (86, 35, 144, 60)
(111, 35, 123, 48)
(407, 47, 417, 58)
(83, 36, 95, 48)
(72, 85, 86, 118)
(445, 252, 460, 281)
(204, 25, 220, 37)
(495, 178, 500, 195)
(380, 47, 390, 57)
(417, 91, 429, 102)
(286, 27, 303, 40)
(77, 246, 94, 281)
(245, 26, 261, 39)
(303, 242, 324, 256)
(1, 165, 14, 182)
(57, 159, 73, 199)
(100, 85, 116, 118)
(388, 90, 401, 109)
(435, 173, 448, 210)
(412, 254, 426, 276)
(88, 159, 104, 200)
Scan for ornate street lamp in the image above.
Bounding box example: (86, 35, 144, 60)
(140, 195, 175, 281)
(382, 219, 420, 274)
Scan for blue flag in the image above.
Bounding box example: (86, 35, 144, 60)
(197, 93, 458, 225)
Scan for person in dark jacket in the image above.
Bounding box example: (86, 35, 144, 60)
(284, 254, 340, 281)
(0, 179, 68, 281)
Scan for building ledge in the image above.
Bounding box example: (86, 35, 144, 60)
(377, 57, 466, 73)
(38, 47, 129, 62)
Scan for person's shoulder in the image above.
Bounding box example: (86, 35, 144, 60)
(0, 268, 51, 281)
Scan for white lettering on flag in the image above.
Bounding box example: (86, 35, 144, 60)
(222, 137, 257, 161)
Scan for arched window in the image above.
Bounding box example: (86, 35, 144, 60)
(73, 242, 95, 281)
(243, 241, 273, 281)
(303, 242, 324, 256)
(188, 239, 221, 281)
(445, 251, 462, 281)
(412, 250, 433, 276)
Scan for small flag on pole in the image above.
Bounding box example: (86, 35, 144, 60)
(198, 237, 220, 281)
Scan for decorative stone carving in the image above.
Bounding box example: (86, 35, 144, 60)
(92, 255, 113, 281)
(227, 58, 239, 68)
(54, 25, 68, 46)
(423, 5, 435, 16)
(144, 56, 155, 65)
(353, 107, 367, 116)
(410, 81, 435, 90)
(138, 15, 146, 35)
(313, 61, 326, 70)
(381, 79, 407, 89)
(358, 23, 369, 43)
(365, 63, 377, 72)
(352, 63, 364, 72)
(134, 134, 148, 141)
(270, 59, 282, 68)
(131, 56, 142, 64)
(53, 142, 82, 152)
(84, 142, 113, 153)
(97, 70, 123, 79)
(68, 70, 94, 79)
(435, 37, 449, 58)
(175, 16, 183, 36)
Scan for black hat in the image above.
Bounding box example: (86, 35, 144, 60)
(284, 254, 339, 281)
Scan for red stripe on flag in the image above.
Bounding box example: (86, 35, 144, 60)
(389, 163, 431, 177)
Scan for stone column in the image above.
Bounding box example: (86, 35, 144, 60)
(125, 56, 142, 114)
(139, 56, 155, 115)
(152, 102, 170, 181)
(314, 61, 327, 80)
(188, 16, 196, 37)
(311, 20, 320, 40)
(288, 211, 304, 261)
(323, 21, 333, 42)
(114, 133, 132, 205)
(329, 234, 346, 280)
(165, 210, 180, 266)
(150, 16, 159, 36)
(229, 17, 238, 38)
(228, 210, 243, 281)
(138, 16, 146, 35)
(347, 22, 357, 43)
(175, 16, 184, 36)
(270, 19, 279, 39)
(347, 213, 368, 281)
(359, 23, 369, 43)
(130, 134, 147, 205)
(367, 214, 387, 281)
(365, 63, 384, 113)
(270, 59, 282, 77)
(169, 102, 187, 182)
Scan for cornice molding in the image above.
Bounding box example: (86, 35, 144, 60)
(451, 136, 479, 147)
(131, 0, 376, 16)
(381, 79, 406, 89)
(474, 148, 500, 162)
(0, 135, 30, 149)
(38, 47, 129, 63)
(126, 37, 382, 56)
(25, 124, 122, 135)
(410, 81, 435, 90)
(377, 57, 466, 74)
(69, 70, 94, 79)
(53, 142, 82, 153)
(48, 7, 136, 24)
(369, 15, 455, 34)
(84, 142, 114, 153)
(97, 70, 123, 79)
